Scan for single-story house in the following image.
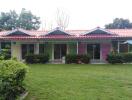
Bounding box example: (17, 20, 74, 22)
(0, 27, 132, 63)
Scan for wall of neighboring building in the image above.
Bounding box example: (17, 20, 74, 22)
(11, 43, 21, 60)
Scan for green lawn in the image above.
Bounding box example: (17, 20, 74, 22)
(25, 64, 132, 100)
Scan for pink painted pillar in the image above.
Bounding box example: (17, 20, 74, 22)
(101, 43, 111, 60)
(78, 42, 87, 55)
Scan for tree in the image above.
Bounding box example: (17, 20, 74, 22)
(18, 8, 40, 30)
(0, 10, 18, 31)
(105, 18, 132, 29)
(56, 9, 69, 30)
(0, 8, 41, 31)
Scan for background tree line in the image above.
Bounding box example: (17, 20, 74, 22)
(0, 8, 40, 31)
(105, 18, 132, 29)
(0, 8, 132, 31)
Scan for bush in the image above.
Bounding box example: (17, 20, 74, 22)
(0, 60, 28, 100)
(123, 53, 132, 63)
(106, 53, 124, 64)
(65, 54, 77, 64)
(107, 52, 132, 64)
(65, 54, 90, 64)
(0, 49, 11, 60)
(25, 54, 49, 64)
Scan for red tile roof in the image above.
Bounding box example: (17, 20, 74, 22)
(0, 28, 132, 40)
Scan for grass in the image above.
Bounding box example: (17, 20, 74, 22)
(25, 64, 132, 100)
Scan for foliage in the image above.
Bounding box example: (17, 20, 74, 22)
(123, 53, 132, 63)
(65, 54, 90, 64)
(0, 60, 28, 100)
(105, 18, 132, 29)
(11, 57, 18, 61)
(25, 54, 49, 64)
(0, 49, 11, 60)
(106, 53, 124, 64)
(0, 42, 11, 60)
(0, 8, 41, 31)
(107, 52, 132, 64)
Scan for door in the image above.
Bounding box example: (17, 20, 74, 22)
(54, 44, 67, 59)
(87, 44, 100, 59)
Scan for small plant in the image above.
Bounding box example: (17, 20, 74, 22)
(106, 52, 132, 64)
(123, 53, 132, 63)
(11, 57, 18, 61)
(25, 54, 49, 64)
(0, 49, 11, 60)
(65, 54, 90, 64)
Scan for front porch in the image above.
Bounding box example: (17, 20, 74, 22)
(1, 39, 132, 63)
(11, 41, 77, 62)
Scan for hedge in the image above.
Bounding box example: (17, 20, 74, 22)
(65, 54, 90, 64)
(123, 53, 132, 63)
(25, 54, 49, 64)
(0, 60, 28, 100)
(107, 52, 132, 64)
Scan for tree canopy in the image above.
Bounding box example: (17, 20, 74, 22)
(0, 8, 41, 31)
(105, 18, 132, 29)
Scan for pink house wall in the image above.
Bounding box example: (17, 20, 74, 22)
(101, 43, 111, 60)
(78, 42, 87, 55)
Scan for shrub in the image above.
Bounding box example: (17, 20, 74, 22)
(65, 54, 77, 64)
(107, 52, 132, 64)
(123, 53, 132, 63)
(0, 49, 11, 60)
(25, 54, 49, 64)
(0, 60, 28, 100)
(11, 57, 18, 61)
(106, 53, 124, 64)
(37, 54, 49, 63)
(65, 54, 90, 64)
(80, 55, 91, 64)
(25, 54, 35, 63)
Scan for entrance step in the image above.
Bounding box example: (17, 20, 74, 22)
(50, 59, 63, 64)
(49, 59, 107, 64)
(90, 60, 107, 64)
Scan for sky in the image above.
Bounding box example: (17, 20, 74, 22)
(0, 0, 132, 30)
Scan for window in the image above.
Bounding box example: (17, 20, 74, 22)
(21, 44, 34, 59)
(1, 42, 11, 49)
(120, 44, 128, 53)
(39, 44, 45, 54)
(0, 42, 11, 59)
(87, 44, 100, 59)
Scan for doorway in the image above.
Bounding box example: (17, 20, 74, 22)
(54, 44, 67, 59)
(87, 44, 100, 59)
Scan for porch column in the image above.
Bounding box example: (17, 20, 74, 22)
(128, 44, 130, 52)
(0, 42, 1, 52)
(11, 42, 21, 60)
(35, 43, 39, 54)
(117, 41, 120, 53)
(52, 44, 54, 60)
(77, 42, 78, 54)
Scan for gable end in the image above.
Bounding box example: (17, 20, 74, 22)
(84, 27, 113, 35)
(6, 30, 30, 36)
